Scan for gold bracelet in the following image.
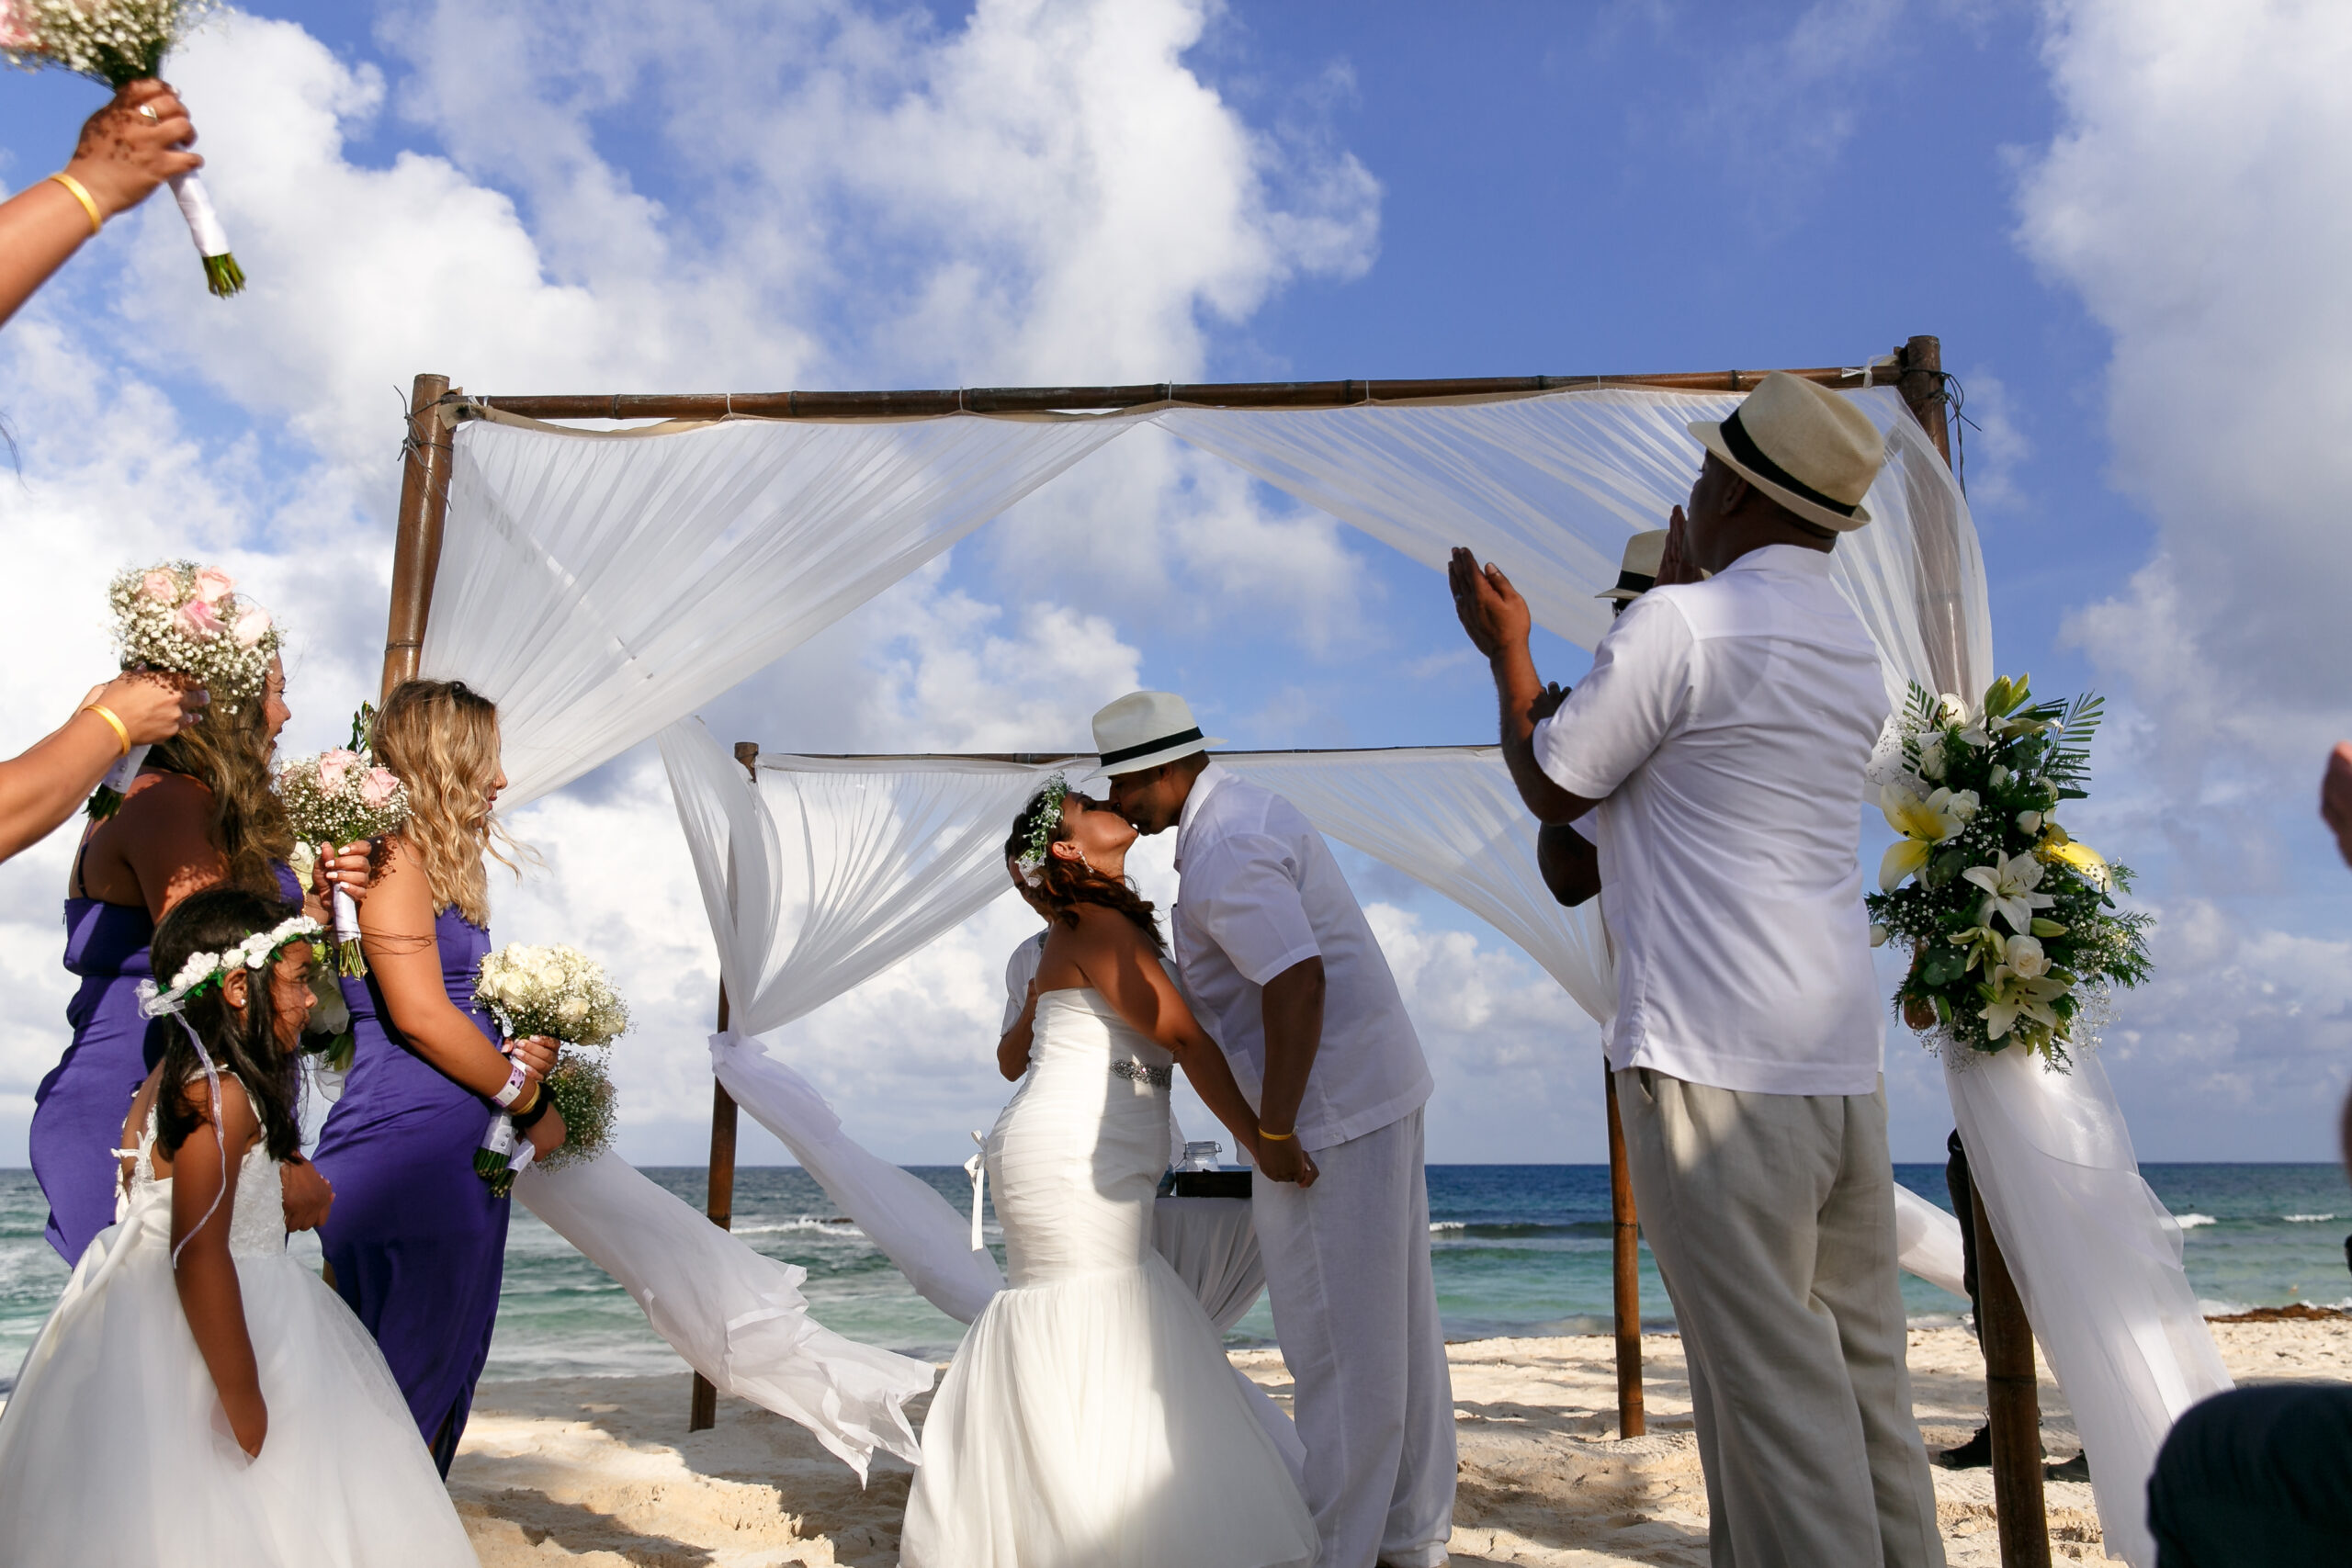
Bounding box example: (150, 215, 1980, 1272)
(81, 703, 130, 757)
(48, 173, 102, 236)
(1259, 1126, 1295, 1141)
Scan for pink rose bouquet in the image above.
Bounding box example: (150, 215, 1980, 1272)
(276, 749, 408, 976)
(0, 0, 243, 296)
(93, 557, 279, 817)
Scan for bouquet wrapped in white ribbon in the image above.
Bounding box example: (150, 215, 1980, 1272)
(91, 558, 277, 817)
(472, 942, 628, 1195)
(0, 0, 242, 295)
(276, 748, 405, 976)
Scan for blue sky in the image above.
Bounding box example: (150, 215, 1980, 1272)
(1, 1, 2346, 1168)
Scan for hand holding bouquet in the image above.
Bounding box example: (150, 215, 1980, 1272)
(1, 1, 243, 295)
(90, 558, 277, 817)
(1868, 675, 2152, 1066)
(472, 942, 629, 1195)
(277, 749, 405, 975)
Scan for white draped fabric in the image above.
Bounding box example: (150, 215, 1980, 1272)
(412, 384, 2209, 1560)
(513, 1152, 930, 1481)
(421, 410, 1142, 805)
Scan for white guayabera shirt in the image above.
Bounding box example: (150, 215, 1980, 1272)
(1171, 764, 1433, 1150)
(1533, 543, 1890, 1097)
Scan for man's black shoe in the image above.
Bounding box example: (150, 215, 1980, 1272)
(2044, 1451, 2091, 1483)
(1937, 1425, 1993, 1470)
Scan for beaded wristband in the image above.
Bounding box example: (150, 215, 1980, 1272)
(492, 1056, 529, 1109)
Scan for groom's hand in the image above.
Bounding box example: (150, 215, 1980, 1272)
(1253, 1134, 1317, 1189)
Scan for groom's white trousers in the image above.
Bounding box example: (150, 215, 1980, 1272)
(1251, 1107, 1456, 1568)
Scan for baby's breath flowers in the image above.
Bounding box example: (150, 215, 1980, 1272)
(1867, 675, 2152, 1067)
(276, 750, 407, 976)
(471, 943, 630, 1193)
(90, 559, 280, 817)
(0, 0, 244, 295)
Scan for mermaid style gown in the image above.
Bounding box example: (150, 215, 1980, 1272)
(33, 857, 301, 1264)
(899, 988, 1317, 1568)
(311, 905, 507, 1476)
(0, 1089, 478, 1566)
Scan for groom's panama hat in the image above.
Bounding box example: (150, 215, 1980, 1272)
(1090, 692, 1224, 779)
(1686, 371, 1884, 534)
(1598, 530, 1668, 602)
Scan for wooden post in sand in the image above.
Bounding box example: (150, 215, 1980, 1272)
(1604, 1066, 1644, 1437)
(1973, 1178, 2052, 1568)
(380, 373, 455, 702)
(688, 739, 761, 1432)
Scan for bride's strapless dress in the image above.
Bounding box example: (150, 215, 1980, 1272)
(901, 988, 1317, 1568)
(0, 1093, 477, 1566)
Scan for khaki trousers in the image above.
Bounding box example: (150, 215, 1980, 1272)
(1614, 1068, 1944, 1568)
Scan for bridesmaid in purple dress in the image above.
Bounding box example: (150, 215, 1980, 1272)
(312, 680, 564, 1475)
(37, 654, 368, 1263)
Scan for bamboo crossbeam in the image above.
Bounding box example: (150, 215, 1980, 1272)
(468, 363, 1890, 423)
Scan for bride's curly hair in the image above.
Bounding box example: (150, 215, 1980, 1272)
(1005, 784, 1164, 953)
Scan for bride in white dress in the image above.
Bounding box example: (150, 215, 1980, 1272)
(0, 887, 476, 1566)
(900, 780, 1319, 1568)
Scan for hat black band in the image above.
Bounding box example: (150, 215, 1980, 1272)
(1099, 727, 1204, 767)
(1720, 408, 1860, 519)
(1612, 570, 1657, 596)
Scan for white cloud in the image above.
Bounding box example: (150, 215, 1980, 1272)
(2020, 0, 2352, 797)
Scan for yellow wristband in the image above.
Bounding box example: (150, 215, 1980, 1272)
(1259, 1127, 1295, 1141)
(48, 172, 102, 237)
(81, 703, 130, 757)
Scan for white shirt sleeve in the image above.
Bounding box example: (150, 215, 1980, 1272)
(1532, 591, 1695, 801)
(1183, 834, 1323, 987)
(1001, 932, 1046, 1035)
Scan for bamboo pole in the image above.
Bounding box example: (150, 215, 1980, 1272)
(469, 362, 1885, 424)
(1973, 1177, 2052, 1568)
(1604, 1066, 1644, 1438)
(688, 740, 761, 1433)
(380, 374, 455, 701)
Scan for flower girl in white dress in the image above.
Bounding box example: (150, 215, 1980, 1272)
(900, 781, 1319, 1568)
(0, 887, 477, 1566)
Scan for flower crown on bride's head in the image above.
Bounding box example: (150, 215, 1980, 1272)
(137, 915, 323, 1019)
(1013, 775, 1072, 886)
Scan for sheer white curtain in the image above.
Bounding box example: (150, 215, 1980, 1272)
(1157, 385, 1988, 705)
(513, 1151, 929, 1480)
(420, 409, 1143, 805)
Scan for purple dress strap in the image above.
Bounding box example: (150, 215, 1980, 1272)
(31, 858, 304, 1264)
(312, 904, 504, 1476)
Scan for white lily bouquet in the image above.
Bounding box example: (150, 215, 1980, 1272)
(1867, 675, 2152, 1066)
(471, 942, 628, 1196)
(276, 747, 406, 976)
(91, 559, 278, 817)
(1, 0, 243, 296)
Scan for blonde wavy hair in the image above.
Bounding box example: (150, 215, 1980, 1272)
(372, 680, 516, 927)
(146, 674, 294, 895)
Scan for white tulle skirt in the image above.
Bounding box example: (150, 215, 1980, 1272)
(900, 988, 1316, 1568)
(0, 1206, 475, 1566)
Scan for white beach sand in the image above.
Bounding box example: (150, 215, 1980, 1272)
(451, 1318, 2352, 1566)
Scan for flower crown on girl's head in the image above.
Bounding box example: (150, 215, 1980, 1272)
(136, 915, 323, 1020)
(1013, 775, 1072, 886)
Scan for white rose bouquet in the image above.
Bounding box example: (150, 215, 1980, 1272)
(276, 749, 406, 976)
(91, 558, 279, 817)
(471, 942, 628, 1194)
(0, 0, 243, 295)
(1867, 675, 2152, 1066)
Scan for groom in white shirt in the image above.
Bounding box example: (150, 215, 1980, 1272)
(1451, 373, 1945, 1567)
(1098, 693, 1455, 1568)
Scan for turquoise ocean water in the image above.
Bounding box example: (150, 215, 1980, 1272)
(4, 1162, 2347, 1390)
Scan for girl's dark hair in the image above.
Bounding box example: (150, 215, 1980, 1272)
(149, 886, 307, 1163)
(1005, 786, 1164, 953)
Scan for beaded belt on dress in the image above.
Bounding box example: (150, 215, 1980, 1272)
(1112, 1059, 1173, 1089)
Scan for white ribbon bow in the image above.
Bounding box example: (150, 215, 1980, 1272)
(963, 1131, 988, 1252)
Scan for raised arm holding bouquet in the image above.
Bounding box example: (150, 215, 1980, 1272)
(1, 1, 243, 296)
(1869, 674, 2151, 1064)
(471, 942, 627, 1195)
(0, 76, 200, 326)
(91, 559, 278, 818)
